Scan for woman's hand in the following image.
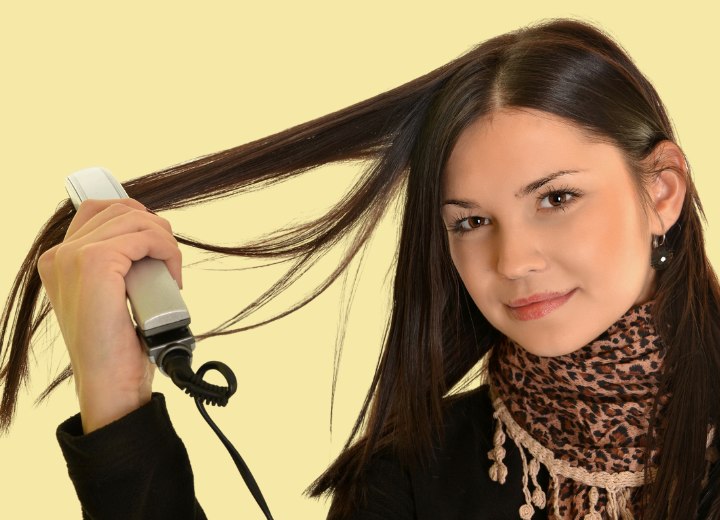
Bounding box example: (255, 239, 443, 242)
(37, 199, 183, 434)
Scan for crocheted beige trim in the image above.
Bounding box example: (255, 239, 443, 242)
(487, 385, 716, 520)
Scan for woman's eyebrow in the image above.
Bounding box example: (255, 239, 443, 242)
(441, 169, 585, 208)
(515, 169, 585, 198)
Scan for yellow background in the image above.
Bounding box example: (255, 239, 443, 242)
(1, 1, 717, 518)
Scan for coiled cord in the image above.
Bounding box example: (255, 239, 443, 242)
(161, 349, 275, 520)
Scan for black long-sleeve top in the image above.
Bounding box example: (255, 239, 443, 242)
(56, 384, 718, 519)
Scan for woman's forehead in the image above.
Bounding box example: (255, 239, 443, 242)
(442, 108, 624, 193)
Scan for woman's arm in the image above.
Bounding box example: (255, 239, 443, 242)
(36, 197, 194, 516)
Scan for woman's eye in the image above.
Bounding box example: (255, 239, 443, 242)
(463, 216, 490, 229)
(538, 190, 577, 209)
(451, 216, 491, 235)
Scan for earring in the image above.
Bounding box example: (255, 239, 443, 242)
(651, 234, 673, 270)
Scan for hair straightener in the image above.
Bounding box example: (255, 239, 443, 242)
(64, 167, 275, 520)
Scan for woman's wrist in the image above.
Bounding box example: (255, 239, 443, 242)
(78, 384, 152, 434)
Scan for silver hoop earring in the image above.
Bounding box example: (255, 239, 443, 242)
(651, 234, 673, 270)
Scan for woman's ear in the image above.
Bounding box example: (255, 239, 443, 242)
(643, 140, 688, 235)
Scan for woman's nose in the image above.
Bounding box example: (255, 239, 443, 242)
(495, 228, 548, 279)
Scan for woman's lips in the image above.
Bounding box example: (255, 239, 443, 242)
(506, 289, 577, 321)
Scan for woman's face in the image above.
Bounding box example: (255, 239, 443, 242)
(441, 108, 657, 356)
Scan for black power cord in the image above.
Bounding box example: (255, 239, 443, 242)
(161, 349, 276, 520)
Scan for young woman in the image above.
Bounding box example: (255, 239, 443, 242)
(1, 17, 719, 519)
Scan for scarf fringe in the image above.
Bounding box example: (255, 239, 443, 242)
(488, 394, 654, 520)
(488, 394, 718, 519)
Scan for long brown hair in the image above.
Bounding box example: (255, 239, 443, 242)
(2, 18, 719, 519)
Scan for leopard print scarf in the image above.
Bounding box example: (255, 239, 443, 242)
(486, 300, 717, 519)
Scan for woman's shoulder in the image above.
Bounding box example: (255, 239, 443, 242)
(441, 383, 495, 431)
(332, 382, 543, 519)
(426, 383, 497, 458)
(409, 383, 546, 518)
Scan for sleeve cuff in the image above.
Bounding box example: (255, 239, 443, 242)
(56, 392, 182, 481)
